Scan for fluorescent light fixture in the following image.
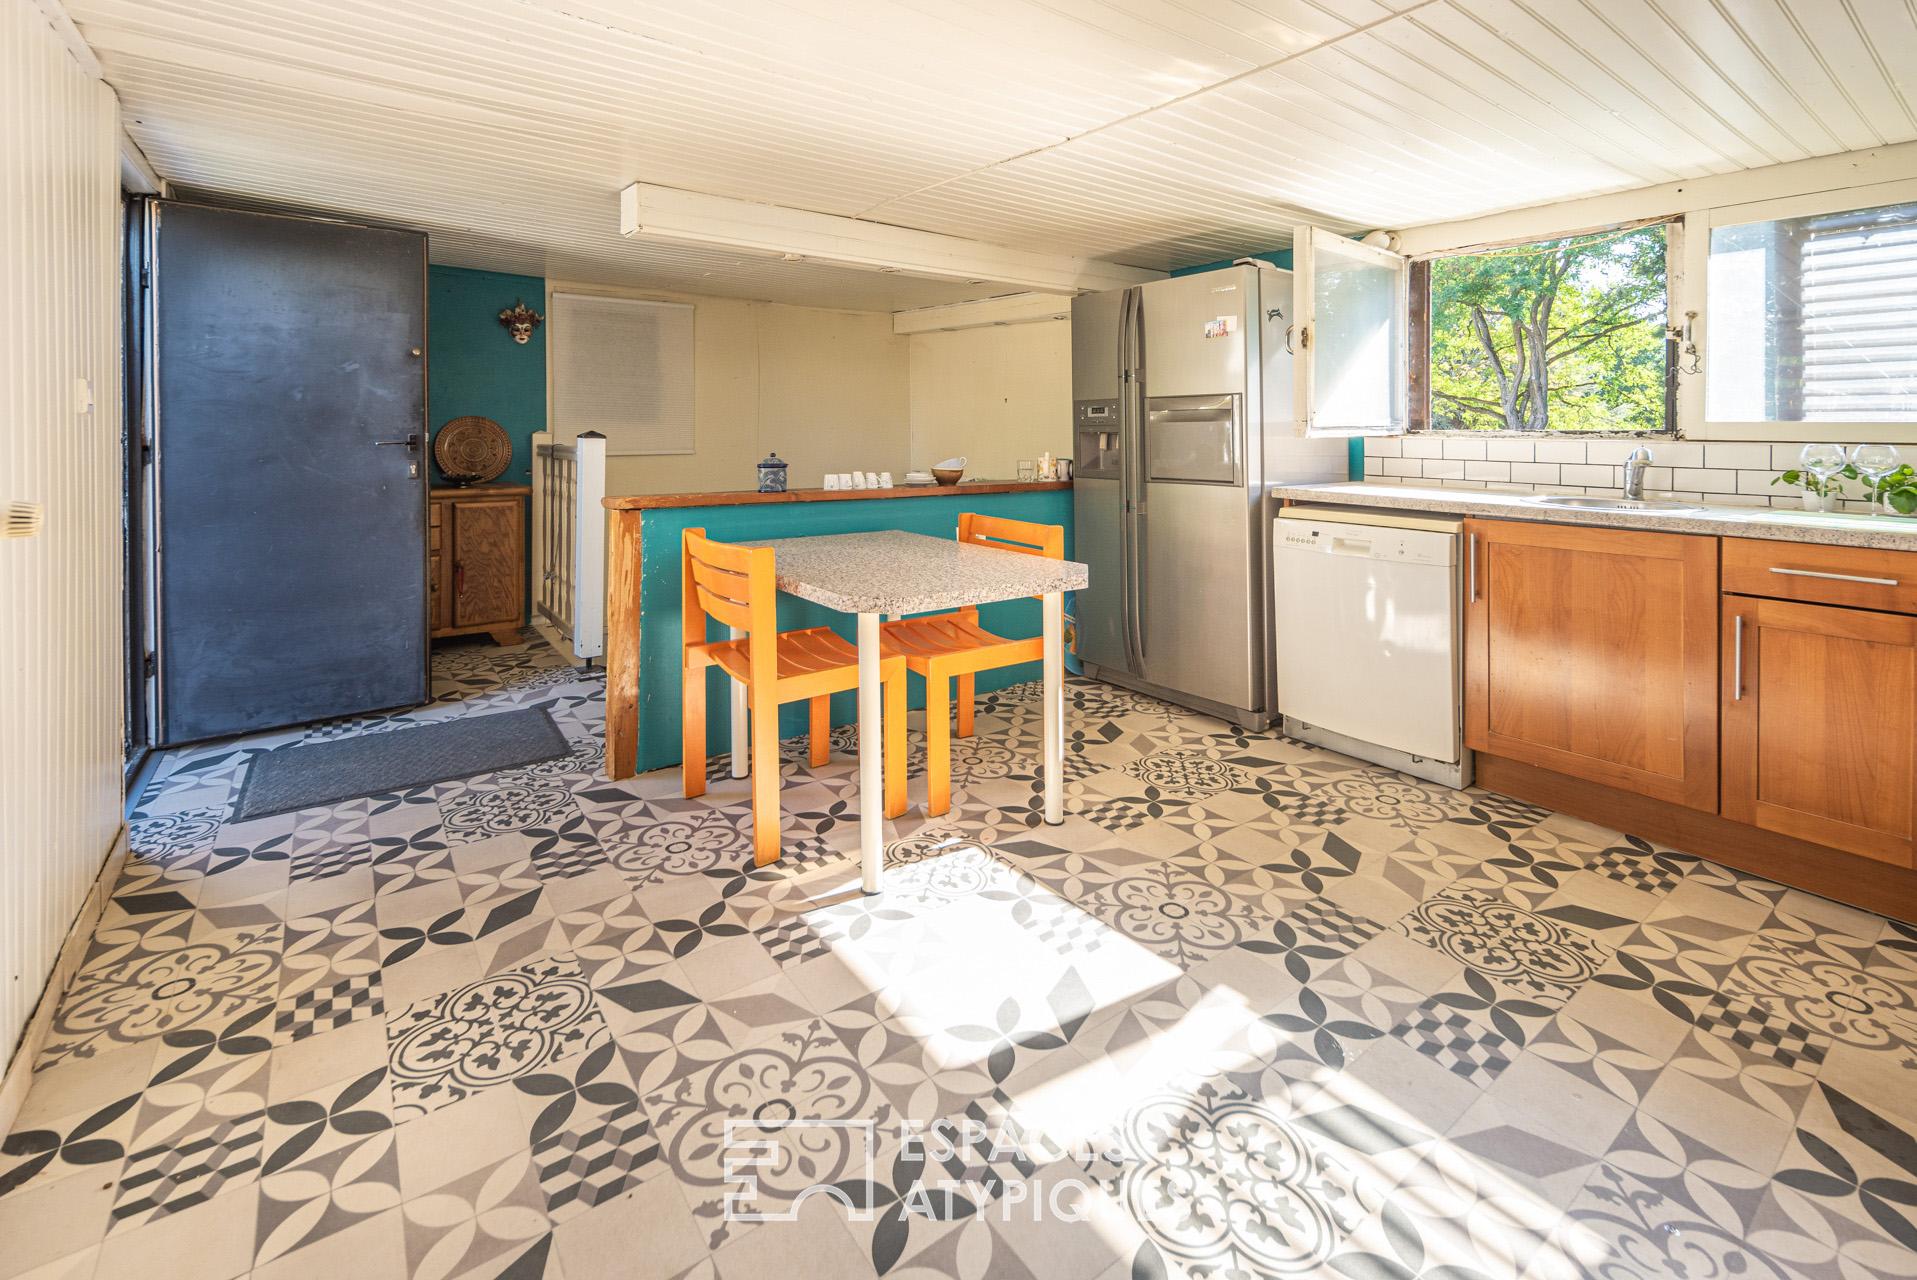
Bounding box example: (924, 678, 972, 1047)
(892, 292, 1073, 335)
(620, 183, 1161, 295)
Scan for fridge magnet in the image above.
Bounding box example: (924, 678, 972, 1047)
(1204, 316, 1237, 338)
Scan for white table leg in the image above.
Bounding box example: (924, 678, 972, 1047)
(1042, 591, 1064, 825)
(729, 626, 749, 779)
(857, 611, 884, 893)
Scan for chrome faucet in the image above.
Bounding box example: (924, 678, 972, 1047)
(1622, 445, 1653, 500)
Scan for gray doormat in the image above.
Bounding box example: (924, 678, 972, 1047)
(233, 707, 571, 820)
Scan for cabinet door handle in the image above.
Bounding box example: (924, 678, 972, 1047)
(1769, 566, 1898, 586)
(1733, 614, 1744, 701)
(1467, 532, 1479, 603)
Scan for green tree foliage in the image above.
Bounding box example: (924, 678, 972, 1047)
(1430, 226, 1667, 432)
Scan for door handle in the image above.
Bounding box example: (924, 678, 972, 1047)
(1769, 566, 1898, 586)
(1467, 532, 1478, 602)
(377, 433, 420, 451)
(1284, 325, 1294, 355)
(1733, 614, 1744, 701)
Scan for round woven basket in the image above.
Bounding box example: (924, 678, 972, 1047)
(434, 416, 512, 484)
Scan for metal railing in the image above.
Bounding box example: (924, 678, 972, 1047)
(531, 430, 607, 660)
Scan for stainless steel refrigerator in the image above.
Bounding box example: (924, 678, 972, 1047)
(1072, 264, 1347, 729)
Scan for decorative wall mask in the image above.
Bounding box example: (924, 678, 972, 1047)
(498, 299, 544, 344)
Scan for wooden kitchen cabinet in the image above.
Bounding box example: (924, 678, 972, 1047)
(1723, 580, 1917, 869)
(429, 482, 527, 645)
(1464, 518, 1719, 811)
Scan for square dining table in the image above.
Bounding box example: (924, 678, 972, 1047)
(740, 530, 1089, 893)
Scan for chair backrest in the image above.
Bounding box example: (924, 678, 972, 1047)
(682, 527, 778, 679)
(957, 512, 1063, 601)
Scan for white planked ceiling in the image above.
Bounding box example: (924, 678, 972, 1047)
(74, 0, 1917, 311)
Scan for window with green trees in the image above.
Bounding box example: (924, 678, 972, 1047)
(1426, 223, 1670, 432)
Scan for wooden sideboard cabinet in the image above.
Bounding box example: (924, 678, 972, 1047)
(1463, 518, 1720, 812)
(429, 482, 527, 646)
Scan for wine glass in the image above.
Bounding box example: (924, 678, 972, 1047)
(1853, 444, 1901, 514)
(1800, 443, 1847, 508)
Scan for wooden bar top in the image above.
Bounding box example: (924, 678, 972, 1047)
(603, 479, 1071, 511)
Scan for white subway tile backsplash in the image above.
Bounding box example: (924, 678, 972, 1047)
(1534, 440, 1587, 464)
(1365, 435, 1883, 509)
(1707, 443, 1773, 470)
(1585, 440, 1651, 465)
(1674, 467, 1738, 494)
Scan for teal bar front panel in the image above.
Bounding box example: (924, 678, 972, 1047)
(633, 490, 1076, 774)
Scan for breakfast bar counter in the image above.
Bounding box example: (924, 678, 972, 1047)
(604, 479, 1072, 511)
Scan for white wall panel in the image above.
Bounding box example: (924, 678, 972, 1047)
(0, 0, 124, 1066)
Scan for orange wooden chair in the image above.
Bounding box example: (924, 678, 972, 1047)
(681, 528, 906, 865)
(881, 512, 1064, 816)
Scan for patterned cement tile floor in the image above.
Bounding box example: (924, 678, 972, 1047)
(5, 633, 1917, 1280)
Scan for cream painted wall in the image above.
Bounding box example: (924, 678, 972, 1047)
(547, 280, 910, 495)
(907, 320, 1072, 480)
(1, 0, 124, 1070)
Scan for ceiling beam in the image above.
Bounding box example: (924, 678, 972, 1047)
(621, 183, 1161, 295)
(29, 0, 101, 78)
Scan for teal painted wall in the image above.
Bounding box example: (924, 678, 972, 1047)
(635, 490, 1074, 774)
(427, 265, 546, 625)
(1170, 249, 1293, 276)
(427, 265, 546, 487)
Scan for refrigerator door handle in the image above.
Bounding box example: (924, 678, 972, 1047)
(1121, 286, 1147, 669)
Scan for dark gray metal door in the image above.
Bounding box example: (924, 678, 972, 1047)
(153, 202, 428, 744)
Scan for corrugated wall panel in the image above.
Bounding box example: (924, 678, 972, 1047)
(0, 0, 124, 1064)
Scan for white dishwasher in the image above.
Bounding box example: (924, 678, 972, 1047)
(1272, 505, 1469, 788)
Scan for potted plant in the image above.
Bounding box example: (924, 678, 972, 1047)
(1772, 464, 1852, 511)
(1872, 463, 1917, 516)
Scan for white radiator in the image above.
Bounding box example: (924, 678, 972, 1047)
(531, 431, 607, 660)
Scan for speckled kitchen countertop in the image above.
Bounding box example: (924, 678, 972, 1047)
(741, 530, 1089, 614)
(1273, 482, 1917, 551)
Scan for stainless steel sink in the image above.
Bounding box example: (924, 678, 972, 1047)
(1523, 494, 1701, 513)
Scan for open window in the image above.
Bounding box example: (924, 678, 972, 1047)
(1412, 221, 1673, 434)
(1292, 225, 1409, 436)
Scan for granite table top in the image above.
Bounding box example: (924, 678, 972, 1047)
(741, 530, 1089, 615)
(1272, 482, 1917, 551)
